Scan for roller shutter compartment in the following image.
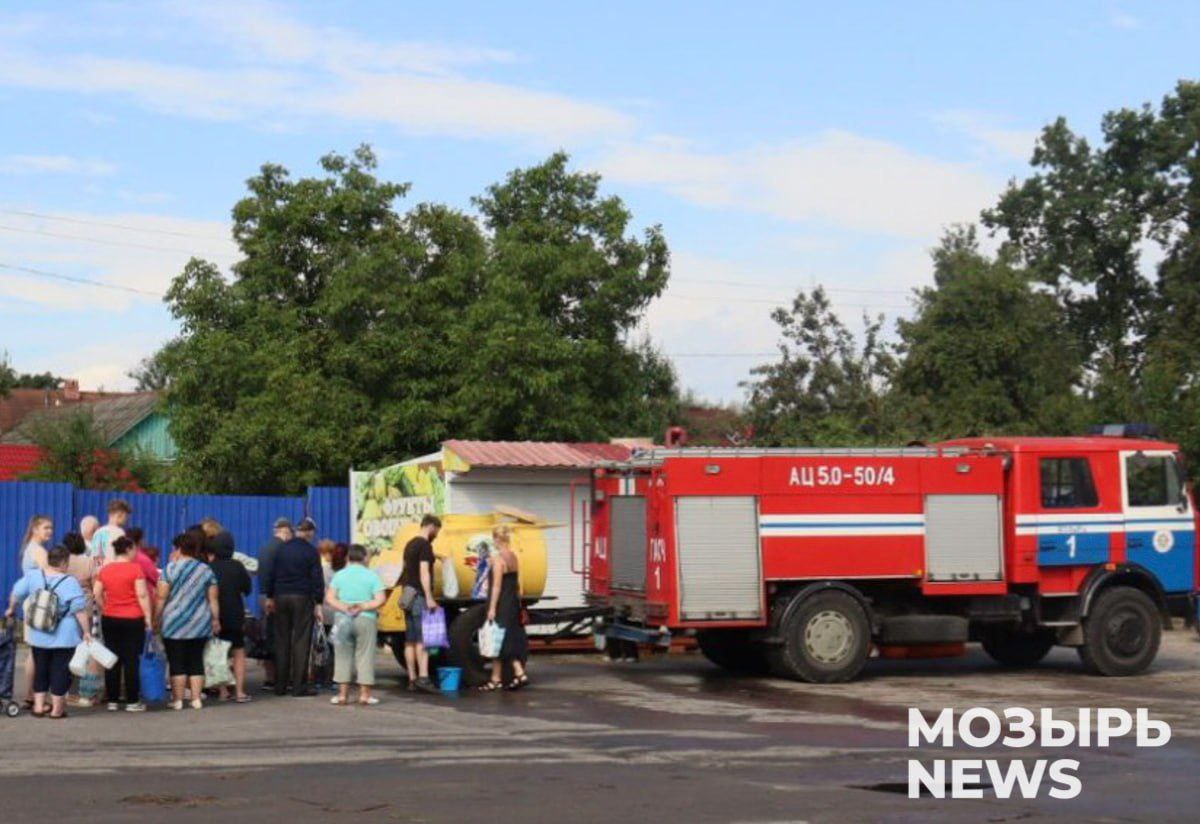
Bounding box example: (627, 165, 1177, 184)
(924, 494, 1003, 581)
(675, 496, 762, 620)
(610, 496, 648, 591)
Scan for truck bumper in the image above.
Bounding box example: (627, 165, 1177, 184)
(595, 620, 672, 650)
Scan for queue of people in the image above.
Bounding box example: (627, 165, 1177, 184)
(5, 505, 531, 717)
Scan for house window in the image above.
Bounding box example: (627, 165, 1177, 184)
(1125, 454, 1183, 508)
(1040, 458, 1099, 509)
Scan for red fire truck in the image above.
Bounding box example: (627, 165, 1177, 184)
(584, 431, 1198, 682)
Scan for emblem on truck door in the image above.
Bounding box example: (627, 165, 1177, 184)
(1153, 529, 1175, 553)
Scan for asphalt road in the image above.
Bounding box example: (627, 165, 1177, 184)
(2, 631, 1198, 823)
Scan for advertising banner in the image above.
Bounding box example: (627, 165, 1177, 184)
(350, 456, 446, 553)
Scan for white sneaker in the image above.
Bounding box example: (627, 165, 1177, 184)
(125, 702, 147, 712)
(190, 699, 203, 710)
(169, 700, 183, 711)
(106, 702, 120, 712)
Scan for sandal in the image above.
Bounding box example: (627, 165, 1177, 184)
(477, 680, 503, 692)
(505, 674, 530, 691)
(235, 695, 252, 704)
(48, 712, 68, 720)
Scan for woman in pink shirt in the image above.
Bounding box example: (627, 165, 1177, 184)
(127, 528, 160, 595)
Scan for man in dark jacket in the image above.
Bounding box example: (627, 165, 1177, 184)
(255, 518, 294, 691)
(263, 518, 324, 697)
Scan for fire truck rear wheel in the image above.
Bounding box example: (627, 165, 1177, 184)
(979, 627, 1056, 668)
(1077, 586, 1161, 677)
(696, 630, 770, 675)
(770, 591, 870, 683)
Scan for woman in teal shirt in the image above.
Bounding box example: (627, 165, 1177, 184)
(324, 544, 386, 706)
(5, 545, 91, 719)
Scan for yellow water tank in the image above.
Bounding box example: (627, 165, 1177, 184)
(371, 511, 550, 634)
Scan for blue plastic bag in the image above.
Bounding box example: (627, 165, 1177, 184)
(421, 608, 448, 649)
(139, 633, 167, 704)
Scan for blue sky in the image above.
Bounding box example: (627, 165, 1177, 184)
(1, 1, 1196, 402)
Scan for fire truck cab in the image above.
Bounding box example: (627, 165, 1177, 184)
(584, 433, 1197, 682)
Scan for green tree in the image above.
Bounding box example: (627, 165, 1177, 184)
(20, 408, 158, 491)
(156, 148, 675, 493)
(743, 287, 896, 445)
(451, 154, 672, 441)
(0, 353, 64, 392)
(983, 81, 1200, 424)
(892, 227, 1089, 437)
(0, 354, 13, 396)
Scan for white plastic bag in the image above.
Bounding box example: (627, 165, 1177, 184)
(440, 558, 460, 599)
(69, 642, 91, 677)
(203, 638, 234, 687)
(88, 639, 118, 670)
(479, 620, 506, 659)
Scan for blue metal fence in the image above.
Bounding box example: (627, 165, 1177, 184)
(1, 482, 350, 607)
(73, 489, 187, 563)
(306, 487, 350, 549)
(0, 482, 73, 606)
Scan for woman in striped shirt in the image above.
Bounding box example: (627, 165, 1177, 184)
(156, 532, 219, 711)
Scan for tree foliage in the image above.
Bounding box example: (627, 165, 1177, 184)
(154, 148, 675, 493)
(20, 409, 156, 492)
(743, 287, 896, 445)
(892, 226, 1088, 437)
(982, 80, 1200, 455)
(746, 82, 1200, 459)
(0, 353, 64, 393)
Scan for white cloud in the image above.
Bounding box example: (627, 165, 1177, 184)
(0, 154, 116, 176)
(169, 1, 518, 74)
(598, 130, 999, 239)
(933, 111, 1039, 162)
(0, 3, 631, 144)
(1110, 10, 1141, 30)
(638, 249, 926, 403)
(0, 209, 236, 311)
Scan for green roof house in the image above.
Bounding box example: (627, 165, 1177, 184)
(0, 392, 178, 462)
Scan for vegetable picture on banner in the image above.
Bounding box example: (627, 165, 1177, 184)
(351, 458, 446, 553)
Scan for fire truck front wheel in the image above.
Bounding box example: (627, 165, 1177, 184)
(769, 591, 871, 683)
(1077, 586, 1162, 677)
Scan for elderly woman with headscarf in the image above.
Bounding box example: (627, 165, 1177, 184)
(206, 530, 253, 703)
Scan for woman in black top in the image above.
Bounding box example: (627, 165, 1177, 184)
(482, 524, 529, 691)
(206, 531, 253, 702)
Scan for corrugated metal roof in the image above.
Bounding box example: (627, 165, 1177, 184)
(443, 440, 632, 469)
(1, 393, 162, 445)
(0, 444, 42, 480)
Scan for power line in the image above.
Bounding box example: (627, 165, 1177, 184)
(667, 352, 776, 357)
(666, 292, 910, 309)
(0, 262, 160, 297)
(675, 277, 912, 296)
(0, 223, 206, 254)
(0, 208, 230, 242)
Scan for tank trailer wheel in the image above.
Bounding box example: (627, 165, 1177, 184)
(448, 603, 492, 687)
(696, 630, 770, 675)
